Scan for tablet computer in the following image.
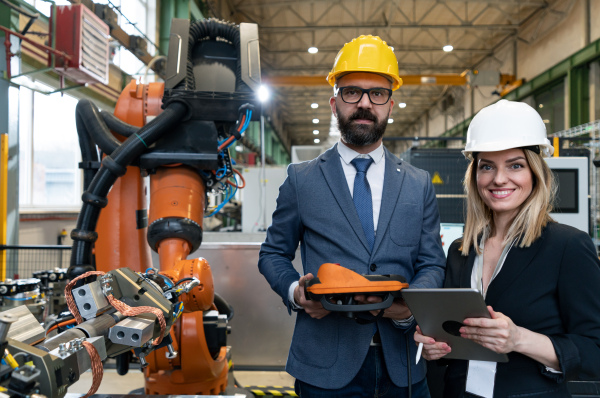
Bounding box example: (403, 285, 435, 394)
(402, 288, 508, 362)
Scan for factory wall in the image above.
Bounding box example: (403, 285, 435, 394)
(409, 0, 600, 140)
(18, 216, 76, 246)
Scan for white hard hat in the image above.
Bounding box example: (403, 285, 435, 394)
(463, 99, 554, 159)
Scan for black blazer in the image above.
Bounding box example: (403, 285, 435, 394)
(443, 222, 600, 398)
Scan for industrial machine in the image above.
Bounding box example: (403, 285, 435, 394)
(0, 266, 192, 398)
(33, 268, 68, 319)
(62, 17, 261, 396)
(0, 277, 46, 323)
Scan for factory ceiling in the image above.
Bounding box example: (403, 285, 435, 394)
(206, 0, 574, 147)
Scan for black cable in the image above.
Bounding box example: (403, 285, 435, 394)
(214, 292, 234, 321)
(174, 277, 195, 287)
(100, 111, 139, 137)
(20, 13, 37, 35)
(76, 99, 123, 156)
(406, 333, 412, 398)
(68, 101, 188, 279)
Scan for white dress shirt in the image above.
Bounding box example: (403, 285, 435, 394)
(336, 141, 385, 232)
(288, 142, 385, 306)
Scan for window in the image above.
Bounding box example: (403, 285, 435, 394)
(19, 81, 82, 210)
(108, 0, 159, 80)
(523, 80, 566, 134)
(17, 1, 158, 211)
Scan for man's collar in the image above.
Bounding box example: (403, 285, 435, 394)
(338, 141, 384, 165)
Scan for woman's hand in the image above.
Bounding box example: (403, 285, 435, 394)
(460, 306, 521, 354)
(414, 325, 452, 360)
(460, 306, 561, 369)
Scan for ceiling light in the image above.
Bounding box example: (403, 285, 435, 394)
(314, 138, 320, 143)
(235, 145, 243, 152)
(313, 130, 319, 135)
(443, 45, 453, 52)
(312, 118, 319, 124)
(258, 85, 270, 102)
(399, 102, 407, 108)
(308, 47, 318, 54)
(311, 103, 319, 109)
(388, 118, 394, 124)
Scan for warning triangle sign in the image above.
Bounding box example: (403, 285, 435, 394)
(432, 172, 444, 184)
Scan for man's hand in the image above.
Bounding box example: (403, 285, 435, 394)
(353, 295, 412, 320)
(294, 273, 330, 319)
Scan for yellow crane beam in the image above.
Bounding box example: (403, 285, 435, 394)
(262, 74, 468, 86)
(262, 74, 516, 87)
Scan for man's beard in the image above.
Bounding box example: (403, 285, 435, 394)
(336, 106, 388, 147)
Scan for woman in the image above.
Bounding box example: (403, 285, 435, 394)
(415, 100, 600, 397)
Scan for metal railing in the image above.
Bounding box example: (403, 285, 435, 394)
(0, 245, 70, 280)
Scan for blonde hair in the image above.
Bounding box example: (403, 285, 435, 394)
(460, 149, 556, 255)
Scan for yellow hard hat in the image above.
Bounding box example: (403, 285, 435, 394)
(327, 35, 403, 91)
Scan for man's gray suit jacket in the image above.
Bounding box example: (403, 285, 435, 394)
(259, 143, 446, 389)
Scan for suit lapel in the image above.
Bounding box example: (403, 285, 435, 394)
(372, 148, 405, 254)
(319, 144, 371, 252)
(485, 229, 547, 307)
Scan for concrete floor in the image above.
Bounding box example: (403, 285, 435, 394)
(68, 369, 295, 396)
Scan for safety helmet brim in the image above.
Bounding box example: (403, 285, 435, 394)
(462, 141, 554, 160)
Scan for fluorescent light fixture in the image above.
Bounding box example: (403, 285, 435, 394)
(314, 138, 321, 143)
(311, 103, 319, 109)
(388, 118, 394, 124)
(399, 102, 407, 108)
(312, 118, 319, 124)
(308, 47, 318, 54)
(313, 130, 319, 135)
(443, 45, 454, 52)
(258, 85, 270, 102)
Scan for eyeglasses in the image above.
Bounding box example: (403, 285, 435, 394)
(336, 86, 393, 105)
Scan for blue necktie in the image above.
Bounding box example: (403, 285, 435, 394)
(351, 157, 375, 251)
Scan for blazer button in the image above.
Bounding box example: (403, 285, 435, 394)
(370, 263, 377, 272)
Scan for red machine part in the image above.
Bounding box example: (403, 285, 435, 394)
(95, 80, 228, 394)
(49, 5, 110, 85)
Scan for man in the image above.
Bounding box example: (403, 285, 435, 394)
(258, 35, 445, 397)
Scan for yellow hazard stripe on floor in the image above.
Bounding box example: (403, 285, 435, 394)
(245, 385, 297, 397)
